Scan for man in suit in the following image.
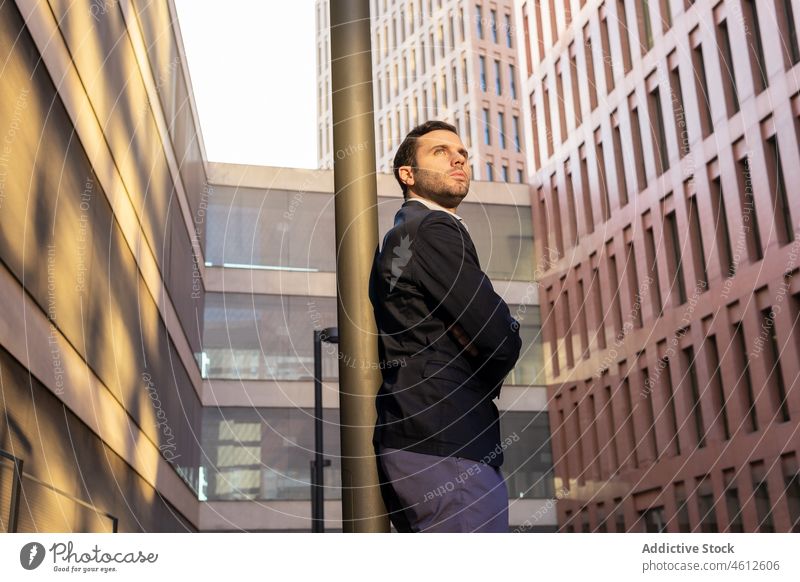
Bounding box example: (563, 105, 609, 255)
(369, 120, 522, 532)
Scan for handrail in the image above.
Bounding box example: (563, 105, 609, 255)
(0, 449, 118, 532)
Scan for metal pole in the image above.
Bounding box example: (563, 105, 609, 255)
(312, 330, 324, 532)
(8, 455, 22, 533)
(329, 0, 389, 532)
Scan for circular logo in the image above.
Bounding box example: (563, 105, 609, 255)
(20, 542, 46, 570)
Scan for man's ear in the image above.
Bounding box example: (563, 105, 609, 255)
(398, 166, 414, 188)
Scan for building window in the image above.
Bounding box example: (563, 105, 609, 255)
(614, 498, 626, 532)
(659, 0, 672, 30)
(599, 11, 614, 92)
(674, 482, 691, 532)
(498, 111, 506, 148)
(641, 368, 658, 456)
(751, 461, 776, 532)
(505, 13, 513, 48)
(661, 359, 679, 455)
(778, 0, 800, 68)
(483, 107, 491, 144)
(452, 64, 458, 104)
(517, 168, 524, 182)
(723, 468, 744, 532)
(743, 0, 769, 92)
(202, 407, 342, 501)
(509, 63, 517, 98)
(637, 0, 654, 54)
(668, 59, 689, 158)
(465, 106, 472, 145)
(577, 278, 590, 356)
(641, 506, 667, 533)
(733, 320, 758, 432)
(513, 115, 521, 152)
(611, 114, 629, 206)
(781, 453, 800, 532)
(546, 294, 558, 372)
(709, 177, 735, 278)
(764, 135, 795, 245)
(550, 175, 565, 259)
(476, 4, 483, 39)
(683, 347, 706, 448)
(696, 476, 718, 532)
(556, 63, 568, 142)
(663, 208, 687, 305)
(584, 24, 599, 110)
(523, 4, 533, 75)
(644, 221, 663, 316)
(595, 133, 610, 221)
(490, 9, 498, 42)
(761, 308, 790, 422)
(607, 253, 623, 338)
(549, 0, 559, 45)
(593, 270, 606, 349)
(579, 145, 594, 233)
(479, 55, 487, 91)
(716, 18, 740, 116)
(597, 502, 608, 532)
(691, 39, 713, 138)
(501, 164, 509, 182)
(568, 43, 583, 129)
(705, 335, 730, 440)
(735, 154, 764, 262)
(686, 189, 708, 289)
(624, 239, 642, 327)
(531, 96, 541, 170)
(204, 293, 339, 381)
(543, 81, 554, 157)
(617, 0, 633, 73)
(647, 84, 670, 175)
(485, 161, 494, 181)
(565, 510, 574, 532)
(494, 59, 502, 94)
(499, 411, 555, 499)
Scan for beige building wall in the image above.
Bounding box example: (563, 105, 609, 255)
(0, 0, 208, 531)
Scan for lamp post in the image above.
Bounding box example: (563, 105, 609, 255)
(329, 0, 389, 533)
(311, 327, 338, 533)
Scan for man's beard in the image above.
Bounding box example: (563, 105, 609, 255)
(412, 166, 469, 208)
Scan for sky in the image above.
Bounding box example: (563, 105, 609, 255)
(174, 0, 318, 169)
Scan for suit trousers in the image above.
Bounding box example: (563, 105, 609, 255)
(376, 446, 509, 532)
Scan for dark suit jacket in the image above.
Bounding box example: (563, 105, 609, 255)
(369, 199, 522, 467)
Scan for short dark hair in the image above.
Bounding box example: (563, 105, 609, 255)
(392, 120, 458, 198)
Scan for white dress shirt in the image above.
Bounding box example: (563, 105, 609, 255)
(407, 195, 469, 231)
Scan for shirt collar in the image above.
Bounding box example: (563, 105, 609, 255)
(406, 196, 468, 231)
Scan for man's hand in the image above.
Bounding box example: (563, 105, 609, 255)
(451, 323, 479, 357)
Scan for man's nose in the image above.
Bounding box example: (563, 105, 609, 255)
(452, 152, 466, 166)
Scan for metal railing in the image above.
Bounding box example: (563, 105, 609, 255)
(1, 449, 118, 532)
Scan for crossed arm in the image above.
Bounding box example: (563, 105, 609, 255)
(412, 212, 522, 391)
